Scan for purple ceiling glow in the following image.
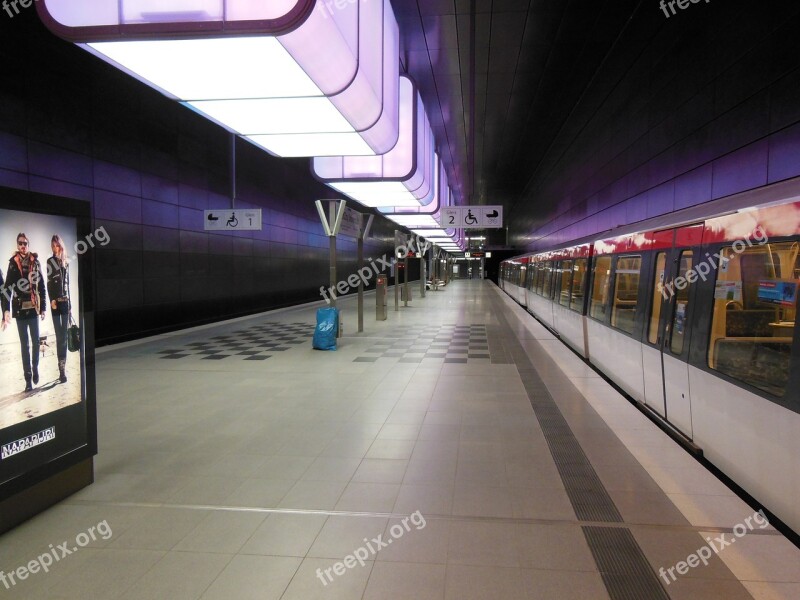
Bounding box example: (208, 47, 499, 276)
(313, 75, 437, 208)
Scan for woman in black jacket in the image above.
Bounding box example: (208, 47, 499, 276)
(5, 233, 46, 391)
(47, 234, 70, 383)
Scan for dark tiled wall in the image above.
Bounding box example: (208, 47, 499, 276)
(0, 12, 397, 344)
(512, 2, 800, 250)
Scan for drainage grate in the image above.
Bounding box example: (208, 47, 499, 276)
(583, 526, 671, 600)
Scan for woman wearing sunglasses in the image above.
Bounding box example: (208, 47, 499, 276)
(4, 233, 46, 392)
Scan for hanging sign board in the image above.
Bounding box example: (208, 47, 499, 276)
(204, 209, 262, 231)
(338, 207, 365, 239)
(438, 205, 503, 229)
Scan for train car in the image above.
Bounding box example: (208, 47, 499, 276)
(500, 257, 528, 307)
(500, 183, 800, 534)
(523, 245, 592, 356)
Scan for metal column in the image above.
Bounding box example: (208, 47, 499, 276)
(394, 230, 400, 312)
(357, 215, 374, 333)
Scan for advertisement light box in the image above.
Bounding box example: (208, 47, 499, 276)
(0, 193, 96, 501)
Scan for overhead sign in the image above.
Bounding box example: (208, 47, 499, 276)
(338, 207, 364, 239)
(205, 209, 262, 231)
(439, 205, 503, 229)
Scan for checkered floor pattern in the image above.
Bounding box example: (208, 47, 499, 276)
(354, 324, 490, 364)
(158, 322, 314, 361)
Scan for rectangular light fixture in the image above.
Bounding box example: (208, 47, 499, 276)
(412, 229, 451, 238)
(383, 163, 462, 245)
(388, 215, 442, 228)
(313, 76, 435, 207)
(38, 0, 400, 158)
(379, 151, 450, 217)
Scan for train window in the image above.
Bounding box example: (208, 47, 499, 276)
(590, 256, 612, 320)
(559, 260, 573, 306)
(669, 251, 693, 355)
(536, 262, 547, 295)
(542, 261, 554, 299)
(528, 264, 538, 290)
(611, 255, 642, 334)
(649, 252, 668, 344)
(708, 241, 798, 397)
(570, 259, 588, 312)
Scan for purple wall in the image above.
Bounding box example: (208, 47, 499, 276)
(512, 2, 800, 251)
(0, 12, 397, 344)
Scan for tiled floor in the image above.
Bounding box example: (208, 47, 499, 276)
(1, 280, 798, 599)
(354, 324, 490, 364)
(157, 322, 314, 361)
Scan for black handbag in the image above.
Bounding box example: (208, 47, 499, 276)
(67, 313, 80, 353)
(65, 268, 80, 352)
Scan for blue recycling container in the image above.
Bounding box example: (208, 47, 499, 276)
(313, 307, 339, 351)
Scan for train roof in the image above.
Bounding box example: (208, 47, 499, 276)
(503, 177, 800, 264)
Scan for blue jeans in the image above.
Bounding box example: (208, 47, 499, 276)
(16, 315, 40, 379)
(52, 310, 69, 362)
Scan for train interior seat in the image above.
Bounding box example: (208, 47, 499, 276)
(712, 337, 792, 394)
(725, 309, 778, 337)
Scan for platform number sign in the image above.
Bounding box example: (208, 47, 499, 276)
(442, 208, 460, 227)
(438, 206, 503, 229)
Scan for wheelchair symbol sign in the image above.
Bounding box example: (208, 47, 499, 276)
(204, 210, 263, 231)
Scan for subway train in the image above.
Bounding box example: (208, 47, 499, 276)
(499, 181, 800, 536)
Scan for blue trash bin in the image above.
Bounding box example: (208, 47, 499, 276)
(313, 307, 339, 351)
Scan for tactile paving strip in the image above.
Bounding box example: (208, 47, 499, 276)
(157, 322, 314, 361)
(491, 293, 670, 600)
(353, 324, 490, 364)
(583, 526, 671, 600)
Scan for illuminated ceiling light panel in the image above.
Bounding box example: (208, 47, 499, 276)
(411, 229, 452, 238)
(38, 0, 400, 158)
(388, 215, 440, 228)
(380, 158, 451, 229)
(313, 76, 436, 207)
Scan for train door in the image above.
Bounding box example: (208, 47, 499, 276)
(643, 227, 703, 438)
(642, 251, 668, 417)
(662, 249, 695, 437)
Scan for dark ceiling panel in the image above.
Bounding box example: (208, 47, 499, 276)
(389, 0, 682, 246)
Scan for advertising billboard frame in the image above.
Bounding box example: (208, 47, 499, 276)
(0, 187, 97, 506)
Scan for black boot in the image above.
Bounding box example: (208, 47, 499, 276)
(32, 365, 39, 385)
(24, 376, 32, 392)
(59, 360, 67, 383)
